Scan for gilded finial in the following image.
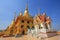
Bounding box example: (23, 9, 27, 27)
(14, 12, 16, 21)
(24, 3, 30, 17)
(37, 8, 41, 16)
(43, 11, 47, 17)
(26, 3, 28, 10)
(19, 11, 22, 16)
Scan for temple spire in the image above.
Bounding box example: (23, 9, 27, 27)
(10, 12, 16, 25)
(19, 11, 22, 16)
(43, 12, 46, 15)
(23, 3, 31, 17)
(13, 12, 16, 21)
(37, 8, 41, 16)
(26, 3, 28, 10)
(43, 11, 47, 17)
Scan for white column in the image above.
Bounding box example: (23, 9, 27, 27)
(47, 24, 51, 30)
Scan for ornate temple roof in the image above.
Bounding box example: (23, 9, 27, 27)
(46, 16, 51, 24)
(42, 12, 47, 18)
(34, 13, 51, 23)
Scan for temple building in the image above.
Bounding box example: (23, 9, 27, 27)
(31, 13, 57, 38)
(0, 4, 57, 37)
(0, 4, 34, 37)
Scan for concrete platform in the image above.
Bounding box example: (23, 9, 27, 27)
(0, 35, 60, 40)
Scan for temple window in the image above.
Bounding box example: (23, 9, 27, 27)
(21, 25, 24, 28)
(21, 20, 24, 23)
(27, 21, 29, 24)
(27, 25, 30, 29)
(39, 25, 42, 29)
(32, 21, 33, 24)
(10, 29, 13, 34)
(39, 26, 43, 29)
(22, 31, 25, 35)
(32, 26, 34, 29)
(11, 30, 13, 32)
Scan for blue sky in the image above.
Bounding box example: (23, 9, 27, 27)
(0, 0, 60, 31)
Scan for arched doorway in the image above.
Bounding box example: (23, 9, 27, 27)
(22, 30, 25, 35)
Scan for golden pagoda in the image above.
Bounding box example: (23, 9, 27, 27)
(14, 4, 33, 35)
(0, 4, 34, 37)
